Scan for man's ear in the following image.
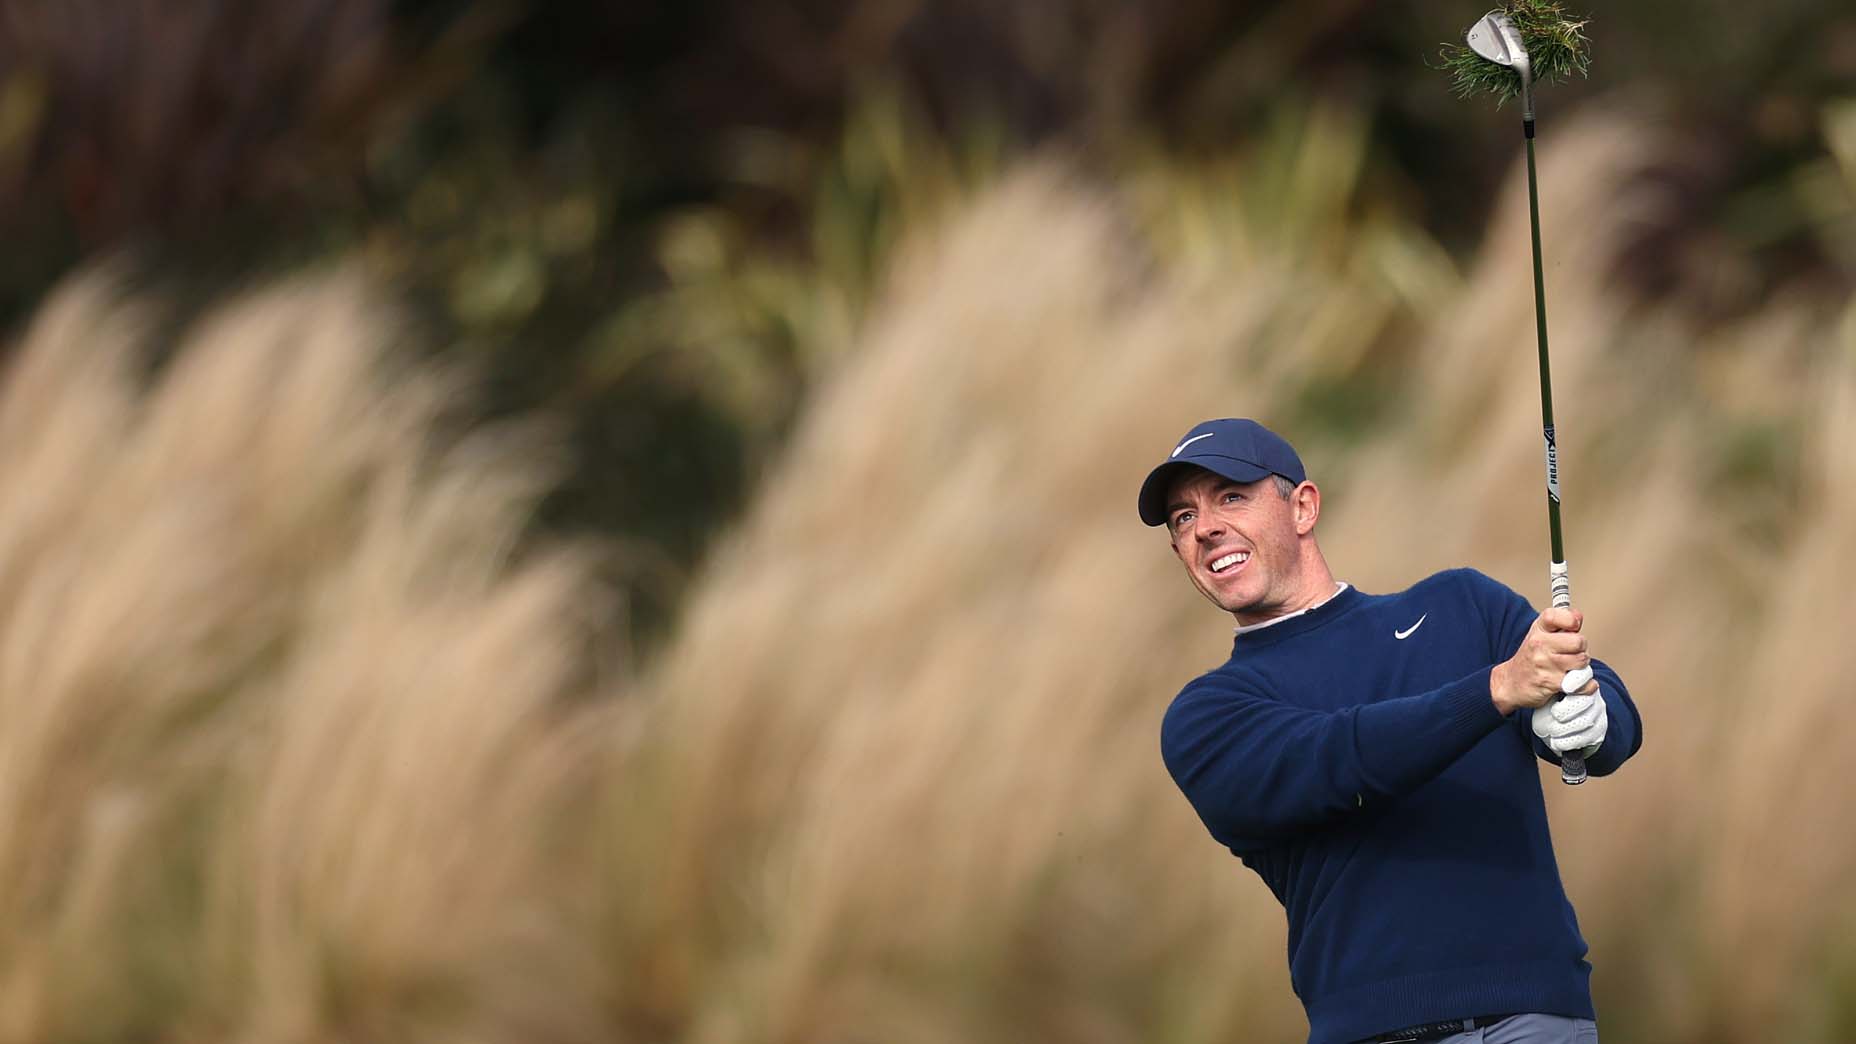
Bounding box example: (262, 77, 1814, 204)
(1293, 481, 1321, 535)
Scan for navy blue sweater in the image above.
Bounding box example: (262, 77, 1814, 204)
(1160, 569, 1641, 1044)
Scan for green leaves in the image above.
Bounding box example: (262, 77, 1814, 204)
(1438, 1, 1592, 105)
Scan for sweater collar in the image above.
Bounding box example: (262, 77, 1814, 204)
(1230, 582, 1361, 648)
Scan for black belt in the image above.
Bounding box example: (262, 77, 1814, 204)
(1359, 1013, 1514, 1043)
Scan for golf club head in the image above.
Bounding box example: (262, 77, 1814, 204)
(1464, 11, 1520, 66)
(1464, 10, 1536, 122)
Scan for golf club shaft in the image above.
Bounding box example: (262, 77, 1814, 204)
(1524, 127, 1588, 786)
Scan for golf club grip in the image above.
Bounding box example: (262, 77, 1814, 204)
(1549, 562, 1589, 784)
(1559, 749, 1588, 786)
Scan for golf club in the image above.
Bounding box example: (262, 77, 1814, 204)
(1464, 9, 1592, 785)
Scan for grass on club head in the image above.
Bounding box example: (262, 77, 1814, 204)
(1437, 0, 1591, 105)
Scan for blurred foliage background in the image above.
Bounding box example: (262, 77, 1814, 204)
(4, 0, 1853, 646)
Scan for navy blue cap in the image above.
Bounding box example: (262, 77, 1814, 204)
(1137, 418, 1306, 526)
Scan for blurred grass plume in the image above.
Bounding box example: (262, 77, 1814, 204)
(0, 270, 609, 1042)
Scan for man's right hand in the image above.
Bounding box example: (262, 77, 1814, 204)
(1491, 607, 1598, 717)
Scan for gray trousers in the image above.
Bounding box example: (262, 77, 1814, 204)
(1437, 1013, 1598, 1043)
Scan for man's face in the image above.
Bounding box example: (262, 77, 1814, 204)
(1165, 469, 1317, 624)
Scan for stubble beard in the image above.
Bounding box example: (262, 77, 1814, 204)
(1193, 560, 1270, 618)
(1201, 547, 1309, 624)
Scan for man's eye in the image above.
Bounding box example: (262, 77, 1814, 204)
(1222, 491, 1244, 503)
(1172, 511, 1194, 528)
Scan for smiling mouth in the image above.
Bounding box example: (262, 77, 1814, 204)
(1209, 551, 1250, 574)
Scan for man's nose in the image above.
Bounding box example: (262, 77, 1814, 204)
(1195, 515, 1225, 541)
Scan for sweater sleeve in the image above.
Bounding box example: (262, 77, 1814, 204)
(1160, 669, 1508, 852)
(1478, 571, 1645, 776)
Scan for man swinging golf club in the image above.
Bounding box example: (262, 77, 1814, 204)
(1142, 418, 1641, 1044)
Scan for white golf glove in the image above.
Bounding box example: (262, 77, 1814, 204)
(1532, 688, 1606, 756)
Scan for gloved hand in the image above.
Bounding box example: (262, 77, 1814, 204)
(1532, 689, 1606, 756)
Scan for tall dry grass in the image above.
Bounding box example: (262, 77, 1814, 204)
(4, 103, 1855, 1044)
(0, 274, 607, 1043)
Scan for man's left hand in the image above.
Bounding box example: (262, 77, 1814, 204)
(1531, 690, 1607, 756)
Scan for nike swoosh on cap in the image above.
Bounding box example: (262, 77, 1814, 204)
(1171, 432, 1217, 457)
(1395, 614, 1427, 640)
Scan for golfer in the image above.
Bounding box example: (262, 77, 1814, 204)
(1142, 418, 1641, 1044)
